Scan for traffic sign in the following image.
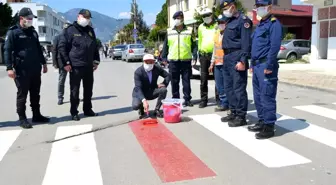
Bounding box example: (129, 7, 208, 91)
(133, 29, 137, 34)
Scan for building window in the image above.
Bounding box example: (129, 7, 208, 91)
(198, 0, 202, 6)
(184, 0, 189, 11)
(272, 0, 278, 5)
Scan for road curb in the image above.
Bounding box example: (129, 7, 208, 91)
(247, 75, 336, 94)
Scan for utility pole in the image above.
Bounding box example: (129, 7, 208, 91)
(133, 0, 137, 44)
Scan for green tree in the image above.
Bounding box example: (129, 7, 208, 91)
(194, 1, 246, 24)
(130, 0, 149, 41)
(155, 0, 168, 29)
(0, 3, 13, 37)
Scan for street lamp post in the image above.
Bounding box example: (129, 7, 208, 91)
(133, 0, 137, 44)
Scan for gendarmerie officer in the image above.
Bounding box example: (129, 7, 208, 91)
(58, 9, 100, 121)
(161, 11, 197, 107)
(52, 23, 70, 105)
(220, 0, 253, 127)
(4, 7, 50, 129)
(247, 0, 282, 139)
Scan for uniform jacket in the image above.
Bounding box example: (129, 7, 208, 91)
(4, 24, 46, 71)
(132, 65, 171, 101)
(58, 21, 100, 68)
(52, 34, 62, 68)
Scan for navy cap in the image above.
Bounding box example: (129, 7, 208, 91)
(79, 9, 92, 18)
(220, 0, 235, 8)
(173, 11, 183, 19)
(18, 7, 37, 18)
(217, 14, 229, 22)
(255, 0, 272, 5)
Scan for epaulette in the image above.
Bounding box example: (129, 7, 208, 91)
(271, 17, 277, 22)
(9, 25, 18, 30)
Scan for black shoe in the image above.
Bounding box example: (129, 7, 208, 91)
(248, 120, 264, 132)
(221, 113, 236, 122)
(215, 105, 229, 112)
(154, 109, 163, 118)
(228, 116, 247, 127)
(84, 110, 98, 117)
(72, 114, 81, 121)
(58, 99, 63, 105)
(255, 124, 275, 139)
(32, 115, 50, 123)
(19, 119, 33, 129)
(183, 101, 194, 107)
(199, 102, 207, 108)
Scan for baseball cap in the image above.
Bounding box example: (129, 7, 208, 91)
(18, 7, 37, 18)
(79, 9, 92, 19)
(143, 54, 155, 61)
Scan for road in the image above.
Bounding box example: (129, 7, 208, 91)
(0, 59, 335, 185)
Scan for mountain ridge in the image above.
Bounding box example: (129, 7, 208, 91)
(62, 8, 130, 42)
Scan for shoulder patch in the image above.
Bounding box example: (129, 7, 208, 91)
(88, 31, 93, 37)
(271, 17, 277, 22)
(244, 22, 251, 28)
(242, 15, 246, 19)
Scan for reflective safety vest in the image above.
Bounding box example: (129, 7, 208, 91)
(213, 30, 224, 65)
(167, 27, 193, 61)
(198, 23, 217, 53)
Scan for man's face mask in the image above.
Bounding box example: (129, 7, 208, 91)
(174, 18, 183, 26)
(223, 5, 234, 18)
(23, 16, 33, 28)
(78, 15, 90, 27)
(202, 15, 212, 24)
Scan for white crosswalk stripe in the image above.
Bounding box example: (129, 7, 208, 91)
(1, 103, 336, 183)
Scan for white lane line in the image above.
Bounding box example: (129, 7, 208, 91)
(294, 105, 336, 120)
(248, 110, 336, 150)
(0, 130, 22, 162)
(190, 114, 311, 168)
(42, 125, 103, 185)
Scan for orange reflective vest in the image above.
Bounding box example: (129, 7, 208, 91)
(213, 30, 224, 65)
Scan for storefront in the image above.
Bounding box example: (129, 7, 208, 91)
(302, 0, 336, 62)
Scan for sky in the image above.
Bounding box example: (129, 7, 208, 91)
(37, 0, 303, 25)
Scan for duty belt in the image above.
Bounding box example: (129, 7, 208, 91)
(223, 48, 240, 54)
(252, 58, 267, 66)
(199, 51, 212, 57)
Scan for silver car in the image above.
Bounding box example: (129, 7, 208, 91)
(122, 44, 146, 62)
(277, 39, 311, 61)
(110, 45, 125, 60)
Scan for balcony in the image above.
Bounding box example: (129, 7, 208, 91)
(301, 0, 329, 6)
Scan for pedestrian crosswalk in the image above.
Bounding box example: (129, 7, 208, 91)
(1, 102, 336, 184)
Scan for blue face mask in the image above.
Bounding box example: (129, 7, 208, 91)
(256, 6, 269, 18)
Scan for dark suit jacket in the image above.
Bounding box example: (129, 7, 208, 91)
(52, 34, 61, 68)
(132, 64, 171, 100)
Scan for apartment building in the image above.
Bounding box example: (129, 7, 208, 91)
(301, 0, 336, 62)
(8, 2, 70, 45)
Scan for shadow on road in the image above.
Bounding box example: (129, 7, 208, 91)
(62, 95, 117, 104)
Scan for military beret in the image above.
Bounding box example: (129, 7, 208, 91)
(173, 11, 184, 19)
(220, 0, 235, 8)
(255, 0, 272, 5)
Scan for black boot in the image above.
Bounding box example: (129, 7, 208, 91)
(72, 115, 81, 121)
(215, 105, 229, 112)
(199, 101, 207, 108)
(19, 119, 33, 129)
(138, 106, 146, 119)
(248, 120, 264, 132)
(154, 109, 163, 118)
(255, 124, 275, 139)
(84, 109, 98, 117)
(228, 116, 247, 127)
(183, 101, 194, 107)
(32, 110, 50, 123)
(221, 112, 236, 122)
(58, 99, 64, 105)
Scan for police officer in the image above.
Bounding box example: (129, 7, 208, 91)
(247, 0, 282, 139)
(197, 8, 218, 108)
(161, 11, 197, 107)
(52, 23, 70, 105)
(58, 9, 100, 121)
(4, 7, 50, 129)
(220, 0, 253, 127)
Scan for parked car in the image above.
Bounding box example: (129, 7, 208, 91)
(109, 45, 125, 60)
(277, 39, 311, 61)
(122, 44, 146, 62)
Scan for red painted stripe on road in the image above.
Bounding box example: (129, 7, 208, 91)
(129, 120, 216, 183)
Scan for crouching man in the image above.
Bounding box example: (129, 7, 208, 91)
(132, 54, 171, 118)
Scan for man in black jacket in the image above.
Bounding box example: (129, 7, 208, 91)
(132, 54, 170, 118)
(58, 9, 100, 121)
(52, 23, 70, 105)
(4, 7, 49, 128)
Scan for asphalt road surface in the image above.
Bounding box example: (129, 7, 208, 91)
(0, 59, 335, 185)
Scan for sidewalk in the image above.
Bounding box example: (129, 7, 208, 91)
(248, 63, 336, 93)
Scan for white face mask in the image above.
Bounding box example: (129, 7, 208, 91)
(174, 19, 183, 26)
(223, 6, 233, 18)
(256, 6, 269, 18)
(78, 17, 90, 27)
(144, 63, 154, 71)
(202, 16, 212, 24)
(24, 19, 33, 27)
(218, 24, 226, 31)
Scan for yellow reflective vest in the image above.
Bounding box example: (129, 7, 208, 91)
(167, 26, 193, 61)
(198, 22, 217, 54)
